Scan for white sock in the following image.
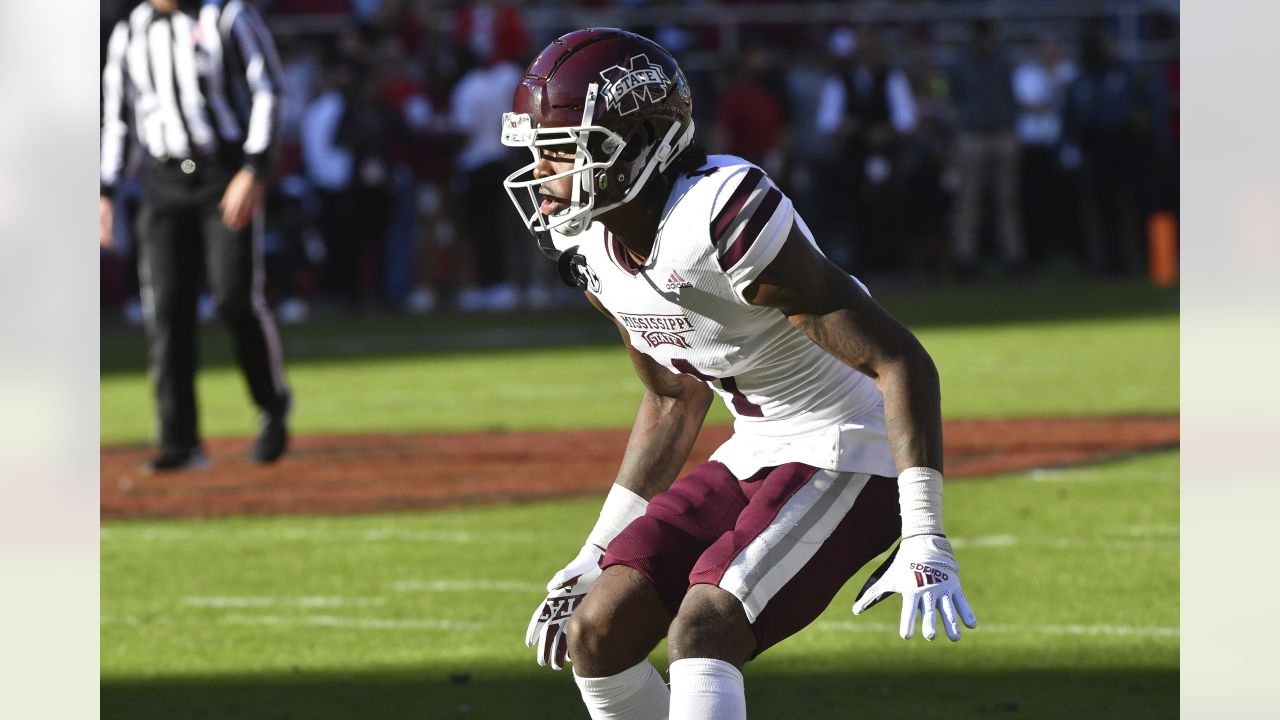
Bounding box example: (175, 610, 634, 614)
(574, 660, 671, 720)
(668, 658, 746, 720)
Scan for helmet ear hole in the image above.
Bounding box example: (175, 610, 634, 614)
(619, 124, 651, 163)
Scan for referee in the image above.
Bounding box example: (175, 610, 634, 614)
(100, 0, 291, 472)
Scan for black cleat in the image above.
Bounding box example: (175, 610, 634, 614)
(252, 396, 290, 464)
(142, 445, 209, 474)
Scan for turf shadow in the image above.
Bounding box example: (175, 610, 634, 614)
(102, 665, 1177, 719)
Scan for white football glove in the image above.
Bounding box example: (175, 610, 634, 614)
(852, 534, 978, 641)
(525, 543, 603, 670)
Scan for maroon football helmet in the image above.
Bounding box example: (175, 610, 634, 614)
(501, 28, 695, 237)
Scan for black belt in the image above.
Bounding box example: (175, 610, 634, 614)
(151, 148, 241, 175)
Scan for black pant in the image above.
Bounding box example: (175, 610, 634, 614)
(1020, 145, 1070, 266)
(137, 159, 289, 449)
(1079, 129, 1143, 274)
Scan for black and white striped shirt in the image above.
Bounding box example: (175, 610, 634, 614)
(100, 0, 283, 195)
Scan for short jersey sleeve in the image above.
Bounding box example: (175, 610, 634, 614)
(705, 164, 796, 302)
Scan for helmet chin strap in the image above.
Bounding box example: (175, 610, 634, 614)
(658, 120, 696, 172)
(588, 118, 693, 222)
(534, 229, 561, 261)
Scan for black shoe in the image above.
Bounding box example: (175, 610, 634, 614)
(252, 397, 290, 464)
(142, 445, 209, 474)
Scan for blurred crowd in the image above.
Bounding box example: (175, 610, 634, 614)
(100, 0, 1180, 322)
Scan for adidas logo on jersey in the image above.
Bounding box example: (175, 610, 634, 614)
(664, 269, 693, 291)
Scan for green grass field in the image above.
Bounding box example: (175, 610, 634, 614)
(100, 279, 1178, 442)
(101, 278, 1179, 718)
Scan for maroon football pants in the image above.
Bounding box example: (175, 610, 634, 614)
(602, 461, 900, 656)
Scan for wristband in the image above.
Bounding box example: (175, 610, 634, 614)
(897, 467, 944, 538)
(585, 484, 649, 551)
(242, 152, 268, 176)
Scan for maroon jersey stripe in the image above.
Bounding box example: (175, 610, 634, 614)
(671, 358, 715, 382)
(720, 376, 764, 417)
(718, 187, 783, 271)
(709, 168, 764, 244)
(606, 230, 642, 276)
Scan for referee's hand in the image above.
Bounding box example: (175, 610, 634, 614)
(220, 169, 265, 231)
(99, 197, 115, 249)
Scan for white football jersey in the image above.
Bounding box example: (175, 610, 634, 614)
(551, 155, 897, 479)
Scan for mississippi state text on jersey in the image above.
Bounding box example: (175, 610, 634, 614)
(551, 156, 897, 478)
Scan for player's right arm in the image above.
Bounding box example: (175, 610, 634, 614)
(524, 291, 712, 670)
(592, 293, 714, 501)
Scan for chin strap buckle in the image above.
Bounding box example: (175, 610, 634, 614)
(556, 245, 591, 289)
(534, 233, 588, 289)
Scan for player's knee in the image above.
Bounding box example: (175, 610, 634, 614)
(667, 584, 755, 665)
(567, 566, 669, 676)
(564, 607, 596, 661)
(566, 594, 616, 668)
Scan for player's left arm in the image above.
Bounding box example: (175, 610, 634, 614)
(743, 224, 940, 473)
(220, 3, 283, 229)
(743, 224, 978, 642)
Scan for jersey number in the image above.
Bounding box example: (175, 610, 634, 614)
(671, 359, 764, 417)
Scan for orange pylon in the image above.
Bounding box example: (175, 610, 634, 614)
(1147, 212, 1178, 287)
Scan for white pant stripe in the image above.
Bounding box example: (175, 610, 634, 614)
(719, 470, 869, 622)
(250, 209, 288, 396)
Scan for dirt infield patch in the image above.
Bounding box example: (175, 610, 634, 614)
(100, 415, 1178, 521)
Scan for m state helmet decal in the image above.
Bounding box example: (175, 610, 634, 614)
(599, 54, 670, 116)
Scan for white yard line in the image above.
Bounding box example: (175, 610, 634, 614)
(816, 620, 1178, 639)
(101, 527, 546, 544)
(217, 614, 484, 631)
(1025, 467, 1178, 483)
(181, 596, 387, 608)
(949, 535, 1176, 550)
(102, 527, 1174, 554)
(104, 612, 1176, 639)
(950, 535, 1019, 549)
(1110, 524, 1180, 538)
(391, 580, 546, 593)
(101, 612, 480, 631)
(1034, 537, 1177, 550)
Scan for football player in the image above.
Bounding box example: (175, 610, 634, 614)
(503, 29, 978, 720)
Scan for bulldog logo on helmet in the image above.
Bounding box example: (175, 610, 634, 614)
(599, 54, 669, 115)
